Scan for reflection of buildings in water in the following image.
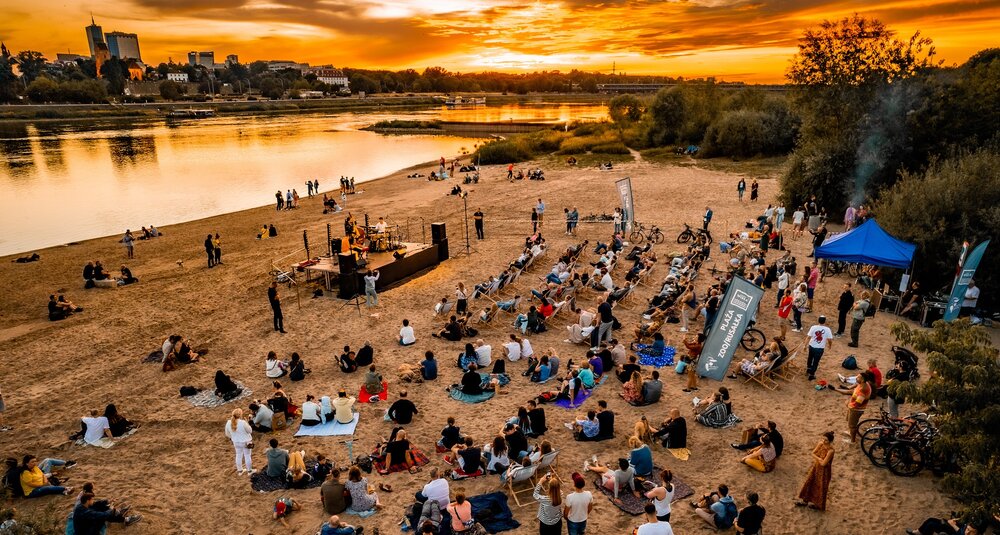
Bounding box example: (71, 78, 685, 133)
(0, 124, 36, 178)
(108, 135, 158, 169)
(32, 125, 68, 173)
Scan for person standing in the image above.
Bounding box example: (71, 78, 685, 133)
(832, 372, 872, 443)
(806, 261, 820, 311)
(474, 208, 485, 240)
(224, 409, 254, 475)
(612, 208, 622, 235)
(364, 269, 380, 307)
(533, 474, 563, 535)
(507, 163, 514, 181)
(774, 203, 786, 232)
(775, 267, 789, 309)
(737, 178, 746, 202)
(536, 198, 545, 228)
(703, 207, 713, 231)
(213, 233, 222, 266)
(960, 279, 980, 318)
(750, 179, 759, 202)
(314, 178, 320, 193)
(276, 190, 284, 211)
(848, 291, 870, 348)
(456, 283, 468, 315)
(268, 281, 285, 333)
(843, 204, 856, 230)
(564, 208, 573, 235)
(122, 230, 134, 259)
(595, 296, 614, 348)
(835, 283, 854, 337)
(563, 475, 593, 535)
(795, 431, 834, 511)
(306, 180, 314, 197)
(204, 234, 216, 268)
(805, 316, 833, 381)
(569, 206, 579, 235)
(531, 208, 539, 234)
(809, 224, 828, 258)
(350, 178, 355, 194)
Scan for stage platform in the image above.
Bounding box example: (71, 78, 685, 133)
(296, 242, 441, 294)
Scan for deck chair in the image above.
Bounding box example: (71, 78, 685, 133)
(742, 357, 779, 390)
(532, 450, 560, 483)
(504, 463, 540, 507)
(475, 304, 499, 327)
(494, 295, 522, 319)
(773, 341, 803, 381)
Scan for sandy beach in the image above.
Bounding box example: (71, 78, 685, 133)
(0, 152, 953, 534)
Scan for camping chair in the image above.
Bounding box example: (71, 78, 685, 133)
(475, 304, 499, 328)
(504, 463, 540, 507)
(743, 357, 780, 390)
(532, 450, 561, 483)
(773, 341, 803, 381)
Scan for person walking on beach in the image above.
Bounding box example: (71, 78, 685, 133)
(213, 233, 222, 266)
(795, 431, 834, 510)
(364, 269, 380, 308)
(122, 230, 135, 259)
(507, 163, 514, 181)
(474, 209, 484, 239)
(737, 178, 746, 202)
(835, 283, 854, 337)
(204, 234, 216, 268)
(314, 179, 320, 194)
(805, 316, 833, 381)
(224, 408, 254, 475)
(292, 189, 300, 208)
(268, 281, 285, 333)
(750, 179, 759, 202)
(276, 190, 284, 211)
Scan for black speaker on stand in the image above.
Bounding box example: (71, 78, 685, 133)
(337, 252, 359, 299)
(431, 222, 449, 262)
(331, 238, 342, 256)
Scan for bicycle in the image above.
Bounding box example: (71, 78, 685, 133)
(821, 260, 862, 278)
(740, 319, 766, 352)
(677, 223, 713, 245)
(629, 222, 664, 244)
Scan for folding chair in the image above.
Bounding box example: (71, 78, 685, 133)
(532, 450, 560, 483)
(504, 463, 540, 507)
(773, 342, 803, 381)
(743, 358, 779, 390)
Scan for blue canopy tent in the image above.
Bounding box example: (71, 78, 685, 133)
(815, 219, 916, 268)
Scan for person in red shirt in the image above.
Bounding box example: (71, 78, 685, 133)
(777, 294, 794, 341)
(866, 359, 882, 390)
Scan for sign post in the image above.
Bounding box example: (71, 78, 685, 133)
(697, 277, 765, 381)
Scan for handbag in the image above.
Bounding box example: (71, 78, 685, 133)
(246, 441, 254, 449)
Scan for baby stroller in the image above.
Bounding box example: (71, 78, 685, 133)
(891, 346, 920, 381)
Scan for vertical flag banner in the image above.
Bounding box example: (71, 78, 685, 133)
(697, 276, 765, 381)
(615, 177, 635, 233)
(944, 240, 989, 322)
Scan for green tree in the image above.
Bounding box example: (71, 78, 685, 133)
(14, 50, 46, 84)
(25, 76, 59, 102)
(644, 86, 686, 146)
(608, 94, 644, 127)
(159, 80, 181, 100)
(100, 57, 129, 95)
(891, 320, 1000, 528)
(0, 57, 18, 103)
(258, 77, 283, 99)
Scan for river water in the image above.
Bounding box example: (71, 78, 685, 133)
(0, 103, 607, 256)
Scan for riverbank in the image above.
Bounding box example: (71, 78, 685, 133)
(0, 93, 608, 123)
(0, 153, 952, 534)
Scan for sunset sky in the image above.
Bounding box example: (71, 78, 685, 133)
(3, 0, 999, 82)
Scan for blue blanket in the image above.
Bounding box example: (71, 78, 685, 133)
(637, 345, 676, 368)
(553, 375, 608, 408)
(408, 492, 520, 534)
(449, 373, 511, 403)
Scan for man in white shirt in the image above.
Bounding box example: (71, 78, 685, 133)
(563, 476, 594, 533)
(374, 217, 388, 233)
(416, 467, 451, 509)
(636, 503, 675, 535)
(961, 280, 980, 317)
(474, 339, 493, 367)
(399, 319, 416, 346)
(503, 335, 522, 361)
(536, 199, 545, 226)
(805, 316, 834, 381)
(81, 409, 112, 446)
(775, 268, 790, 308)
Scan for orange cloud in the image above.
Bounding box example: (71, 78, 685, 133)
(1, 0, 997, 82)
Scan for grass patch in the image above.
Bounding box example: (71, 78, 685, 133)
(692, 155, 790, 178)
(368, 119, 442, 130)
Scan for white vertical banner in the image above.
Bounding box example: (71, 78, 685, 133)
(616, 177, 635, 233)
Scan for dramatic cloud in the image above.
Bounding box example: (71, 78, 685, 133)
(3, 0, 998, 81)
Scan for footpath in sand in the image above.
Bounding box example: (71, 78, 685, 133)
(0, 154, 952, 534)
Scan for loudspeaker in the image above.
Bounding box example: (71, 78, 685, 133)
(431, 222, 447, 244)
(338, 253, 359, 299)
(331, 238, 342, 255)
(436, 238, 449, 262)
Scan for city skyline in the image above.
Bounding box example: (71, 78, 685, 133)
(4, 0, 1000, 82)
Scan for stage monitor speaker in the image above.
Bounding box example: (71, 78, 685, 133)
(338, 253, 359, 299)
(436, 238, 449, 262)
(431, 222, 447, 244)
(331, 238, 342, 256)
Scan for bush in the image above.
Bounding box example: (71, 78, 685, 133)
(473, 138, 534, 164)
(701, 103, 798, 158)
(590, 142, 630, 154)
(780, 136, 856, 212)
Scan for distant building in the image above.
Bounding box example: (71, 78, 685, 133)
(188, 51, 215, 70)
(94, 42, 111, 78)
(267, 60, 307, 71)
(56, 53, 87, 65)
(307, 68, 349, 88)
(127, 60, 144, 80)
(166, 72, 189, 82)
(226, 54, 238, 66)
(596, 83, 669, 94)
(105, 31, 142, 62)
(85, 15, 105, 58)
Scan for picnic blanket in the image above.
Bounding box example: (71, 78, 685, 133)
(592, 469, 694, 515)
(442, 456, 486, 480)
(359, 381, 388, 403)
(553, 375, 608, 409)
(407, 492, 520, 534)
(185, 381, 251, 408)
(448, 373, 511, 403)
(249, 461, 324, 493)
(637, 346, 676, 368)
(294, 413, 359, 437)
(73, 427, 139, 448)
(141, 350, 163, 363)
(668, 448, 691, 461)
(374, 447, 431, 475)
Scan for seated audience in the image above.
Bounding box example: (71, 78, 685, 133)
(628, 436, 654, 477)
(102, 404, 135, 437)
(320, 515, 362, 535)
(332, 390, 356, 424)
(339, 346, 358, 373)
(740, 435, 777, 473)
(321, 469, 347, 515)
(286, 451, 314, 489)
(732, 421, 783, 456)
(248, 402, 273, 432)
(386, 391, 418, 424)
(584, 457, 637, 499)
(288, 353, 310, 381)
(420, 351, 438, 381)
(300, 395, 322, 426)
(399, 319, 416, 346)
(693, 484, 739, 530)
(482, 436, 510, 474)
(653, 409, 688, 449)
(345, 467, 381, 512)
(20, 455, 73, 498)
(266, 439, 289, 477)
(355, 341, 374, 367)
(363, 365, 384, 397)
(266, 351, 288, 378)
(735, 491, 766, 535)
(73, 491, 140, 532)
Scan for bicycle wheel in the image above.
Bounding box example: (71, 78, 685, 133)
(860, 426, 892, 457)
(866, 438, 893, 468)
(847, 263, 861, 278)
(677, 230, 692, 244)
(740, 328, 766, 352)
(650, 230, 664, 244)
(887, 442, 925, 477)
(630, 230, 644, 243)
(856, 417, 883, 436)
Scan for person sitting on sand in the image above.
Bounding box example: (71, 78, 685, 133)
(332, 390, 356, 424)
(345, 466, 381, 512)
(447, 436, 483, 476)
(653, 409, 688, 449)
(569, 410, 601, 441)
(339, 346, 358, 373)
(48, 294, 82, 321)
(321, 469, 347, 516)
(102, 404, 136, 437)
(119, 265, 138, 285)
(439, 417, 464, 450)
(386, 391, 418, 424)
(81, 409, 113, 446)
(693, 484, 739, 529)
(482, 436, 510, 474)
(384, 428, 422, 474)
(288, 353, 310, 381)
(433, 315, 463, 342)
(167, 336, 201, 364)
(399, 319, 416, 346)
(265, 351, 288, 379)
(214, 370, 241, 399)
(273, 497, 302, 528)
(267, 381, 295, 419)
(628, 436, 654, 477)
(457, 343, 478, 371)
(740, 434, 778, 473)
(420, 351, 438, 381)
(73, 491, 141, 532)
(506, 407, 534, 438)
(265, 439, 289, 477)
(695, 390, 733, 428)
(584, 457, 637, 500)
(363, 365, 384, 397)
(320, 514, 362, 535)
(285, 451, 313, 489)
(452, 364, 498, 396)
(300, 395, 322, 427)
(20, 455, 74, 498)
(248, 402, 273, 433)
(356, 341, 375, 367)
(619, 370, 643, 405)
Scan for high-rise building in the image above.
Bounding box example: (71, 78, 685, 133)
(85, 15, 105, 58)
(105, 31, 142, 62)
(187, 51, 215, 70)
(226, 54, 239, 66)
